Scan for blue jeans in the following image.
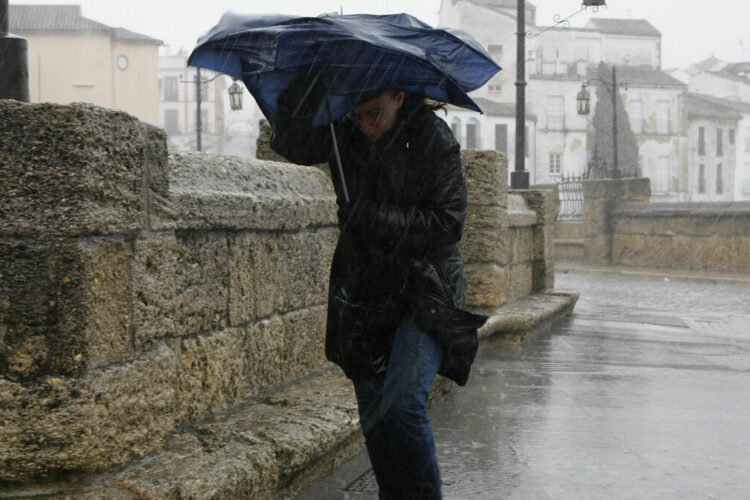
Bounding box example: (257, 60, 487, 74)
(353, 314, 443, 500)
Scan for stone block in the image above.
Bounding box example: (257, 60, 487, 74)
(243, 307, 327, 397)
(0, 343, 177, 482)
(672, 236, 693, 269)
(585, 237, 611, 263)
(176, 328, 247, 423)
(612, 234, 646, 266)
(458, 228, 509, 266)
(555, 221, 585, 240)
(532, 259, 555, 291)
(509, 264, 533, 301)
(461, 150, 507, 208)
(691, 236, 731, 271)
(0, 101, 167, 237)
(516, 188, 559, 224)
(730, 237, 750, 272)
(1, 239, 133, 379)
(642, 235, 674, 269)
(279, 229, 337, 312)
(161, 152, 337, 232)
(132, 232, 229, 351)
(229, 232, 283, 325)
(464, 205, 506, 231)
(464, 263, 509, 309)
(510, 227, 534, 265)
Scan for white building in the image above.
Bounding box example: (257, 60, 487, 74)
(158, 50, 260, 157)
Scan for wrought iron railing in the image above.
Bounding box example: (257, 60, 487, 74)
(557, 174, 587, 221)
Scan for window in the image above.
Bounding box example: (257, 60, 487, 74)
(730, 128, 736, 145)
(743, 163, 750, 192)
(488, 84, 502, 93)
(549, 153, 562, 175)
(488, 44, 503, 60)
(653, 156, 670, 193)
(656, 101, 670, 134)
(163, 76, 178, 101)
(628, 100, 642, 134)
(199, 81, 210, 101)
(164, 109, 179, 135)
(717, 128, 723, 157)
(698, 126, 705, 156)
(716, 164, 724, 194)
(547, 96, 564, 130)
(495, 124, 508, 153)
(698, 164, 706, 194)
(466, 120, 480, 149)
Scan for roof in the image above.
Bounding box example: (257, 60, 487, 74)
(9, 4, 162, 44)
(686, 93, 743, 120)
(690, 56, 727, 75)
(449, 0, 535, 9)
(450, 97, 537, 120)
(586, 65, 687, 88)
(586, 18, 661, 38)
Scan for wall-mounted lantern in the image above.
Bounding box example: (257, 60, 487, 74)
(577, 82, 591, 115)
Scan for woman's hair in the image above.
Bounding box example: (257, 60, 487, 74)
(399, 91, 447, 116)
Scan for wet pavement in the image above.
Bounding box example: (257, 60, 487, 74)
(297, 270, 750, 499)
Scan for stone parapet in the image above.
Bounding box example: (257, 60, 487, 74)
(0, 102, 338, 482)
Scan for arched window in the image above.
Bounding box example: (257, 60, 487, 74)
(466, 118, 481, 149)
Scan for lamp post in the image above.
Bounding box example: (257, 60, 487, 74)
(183, 68, 243, 152)
(577, 65, 621, 179)
(0, 0, 30, 101)
(512, 0, 606, 189)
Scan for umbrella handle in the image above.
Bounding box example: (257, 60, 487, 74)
(326, 100, 350, 204)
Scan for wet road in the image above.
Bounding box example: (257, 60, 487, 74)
(298, 271, 750, 499)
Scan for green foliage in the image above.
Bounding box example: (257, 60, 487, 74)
(588, 63, 640, 178)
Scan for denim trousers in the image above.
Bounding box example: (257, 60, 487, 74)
(353, 314, 443, 500)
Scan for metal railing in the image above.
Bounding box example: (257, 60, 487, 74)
(557, 174, 587, 221)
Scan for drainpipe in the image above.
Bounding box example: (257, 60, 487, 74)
(0, 0, 30, 101)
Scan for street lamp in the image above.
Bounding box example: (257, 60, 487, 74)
(182, 67, 243, 151)
(577, 65, 621, 179)
(0, 0, 29, 101)
(512, 0, 607, 189)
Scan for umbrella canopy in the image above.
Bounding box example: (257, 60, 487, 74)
(188, 12, 501, 127)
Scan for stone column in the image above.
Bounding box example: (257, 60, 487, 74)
(583, 178, 650, 264)
(516, 185, 559, 291)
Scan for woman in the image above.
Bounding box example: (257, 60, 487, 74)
(271, 82, 486, 499)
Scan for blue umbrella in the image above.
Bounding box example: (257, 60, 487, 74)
(188, 12, 501, 201)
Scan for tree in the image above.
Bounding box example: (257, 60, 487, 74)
(588, 63, 640, 178)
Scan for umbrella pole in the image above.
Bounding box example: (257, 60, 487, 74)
(326, 101, 350, 204)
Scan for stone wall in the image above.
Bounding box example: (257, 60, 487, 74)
(0, 101, 337, 482)
(612, 202, 750, 272)
(1, 103, 557, 483)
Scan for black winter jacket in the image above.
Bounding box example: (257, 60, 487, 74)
(271, 104, 487, 385)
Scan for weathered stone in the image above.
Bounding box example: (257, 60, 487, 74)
(462, 150, 507, 207)
(516, 188, 559, 224)
(642, 235, 675, 269)
(0, 238, 133, 379)
(464, 205, 506, 231)
(176, 327, 247, 423)
(464, 263, 509, 309)
(161, 152, 337, 232)
(730, 237, 750, 272)
(118, 366, 359, 500)
(510, 227, 534, 265)
(672, 235, 693, 269)
(229, 232, 283, 325)
(0, 101, 167, 237)
(132, 232, 229, 351)
(256, 119, 289, 162)
(586, 237, 611, 263)
(691, 235, 732, 271)
(0, 343, 177, 482)
(458, 228, 509, 266)
(279, 229, 337, 312)
(509, 263, 533, 301)
(613, 234, 646, 266)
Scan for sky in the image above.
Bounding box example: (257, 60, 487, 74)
(9, 0, 750, 69)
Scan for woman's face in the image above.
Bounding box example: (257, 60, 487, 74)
(347, 91, 405, 142)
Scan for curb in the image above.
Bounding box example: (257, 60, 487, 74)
(557, 262, 750, 286)
(1, 292, 578, 500)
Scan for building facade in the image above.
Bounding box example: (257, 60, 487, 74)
(9, 4, 161, 125)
